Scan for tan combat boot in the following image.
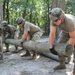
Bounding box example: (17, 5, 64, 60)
(54, 55, 66, 70)
(30, 51, 40, 60)
(5, 46, 9, 52)
(20, 49, 31, 57)
(11, 46, 19, 53)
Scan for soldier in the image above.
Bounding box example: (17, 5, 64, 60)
(2, 21, 19, 53)
(49, 7, 75, 72)
(16, 17, 43, 60)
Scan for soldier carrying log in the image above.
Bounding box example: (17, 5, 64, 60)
(16, 17, 43, 60)
(49, 7, 75, 74)
(2, 21, 19, 53)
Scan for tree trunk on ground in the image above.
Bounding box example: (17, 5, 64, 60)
(6, 39, 70, 63)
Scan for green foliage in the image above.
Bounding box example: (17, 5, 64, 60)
(66, 0, 75, 15)
(2, 0, 52, 35)
(3, 0, 75, 35)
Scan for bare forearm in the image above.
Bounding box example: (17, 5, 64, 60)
(68, 31, 75, 47)
(21, 34, 27, 42)
(67, 38, 75, 47)
(49, 33, 55, 48)
(49, 25, 56, 48)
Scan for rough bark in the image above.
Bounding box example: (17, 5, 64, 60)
(6, 39, 67, 52)
(52, 0, 58, 8)
(0, 4, 3, 23)
(6, 39, 70, 63)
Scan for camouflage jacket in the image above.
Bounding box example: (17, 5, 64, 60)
(3, 25, 18, 39)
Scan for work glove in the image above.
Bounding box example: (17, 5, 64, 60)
(20, 41, 23, 47)
(20, 41, 25, 51)
(50, 47, 58, 55)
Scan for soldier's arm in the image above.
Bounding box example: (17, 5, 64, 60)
(13, 26, 20, 39)
(68, 31, 75, 47)
(49, 25, 56, 48)
(21, 31, 28, 42)
(9, 28, 14, 38)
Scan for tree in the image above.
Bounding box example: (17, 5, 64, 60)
(51, 0, 66, 40)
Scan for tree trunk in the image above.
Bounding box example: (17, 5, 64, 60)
(6, 39, 70, 63)
(59, 0, 66, 11)
(3, 0, 6, 20)
(0, 4, 3, 23)
(51, 0, 66, 41)
(22, 0, 28, 18)
(52, 0, 58, 8)
(6, 0, 9, 23)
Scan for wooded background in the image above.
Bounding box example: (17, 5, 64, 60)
(0, 0, 75, 35)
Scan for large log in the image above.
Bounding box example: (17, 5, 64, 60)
(5, 38, 70, 63)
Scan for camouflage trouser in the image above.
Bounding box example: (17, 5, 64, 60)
(14, 31, 20, 50)
(3, 34, 11, 51)
(56, 30, 70, 43)
(56, 30, 73, 57)
(14, 30, 20, 39)
(4, 31, 19, 51)
(26, 31, 43, 55)
(32, 31, 43, 41)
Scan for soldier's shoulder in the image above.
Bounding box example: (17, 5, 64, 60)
(8, 24, 13, 27)
(25, 22, 32, 26)
(25, 21, 31, 24)
(65, 14, 75, 18)
(8, 24, 16, 28)
(8, 25, 17, 30)
(65, 14, 75, 21)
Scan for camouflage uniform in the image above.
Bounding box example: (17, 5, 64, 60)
(49, 8, 74, 70)
(2, 21, 19, 52)
(16, 17, 43, 59)
(23, 22, 43, 41)
(50, 14, 74, 56)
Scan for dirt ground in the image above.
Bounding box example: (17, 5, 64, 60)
(0, 45, 74, 75)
